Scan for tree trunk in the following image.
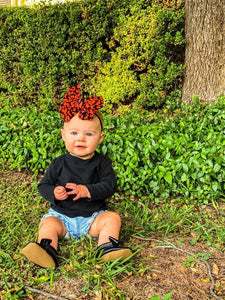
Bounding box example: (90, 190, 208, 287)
(182, 0, 225, 104)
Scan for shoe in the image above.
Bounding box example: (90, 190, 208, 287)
(21, 239, 58, 268)
(96, 236, 133, 262)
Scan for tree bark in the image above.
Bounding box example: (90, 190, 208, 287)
(182, 0, 225, 104)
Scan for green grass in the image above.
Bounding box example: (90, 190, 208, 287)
(0, 169, 224, 299)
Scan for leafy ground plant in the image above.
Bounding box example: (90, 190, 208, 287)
(1, 98, 225, 203)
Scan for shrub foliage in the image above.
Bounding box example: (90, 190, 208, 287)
(92, 3, 185, 110)
(0, 0, 184, 110)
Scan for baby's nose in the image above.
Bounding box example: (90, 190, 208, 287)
(77, 133, 85, 141)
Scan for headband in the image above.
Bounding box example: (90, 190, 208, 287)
(59, 85, 104, 129)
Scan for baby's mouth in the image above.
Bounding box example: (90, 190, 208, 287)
(76, 145, 86, 149)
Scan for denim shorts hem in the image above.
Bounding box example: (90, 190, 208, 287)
(41, 208, 107, 240)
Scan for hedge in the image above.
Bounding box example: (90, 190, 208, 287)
(0, 0, 184, 110)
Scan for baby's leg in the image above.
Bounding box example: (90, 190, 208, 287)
(89, 211, 132, 261)
(38, 216, 67, 250)
(21, 216, 66, 268)
(88, 211, 121, 245)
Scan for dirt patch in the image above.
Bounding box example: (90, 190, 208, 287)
(33, 237, 225, 300)
(117, 237, 225, 300)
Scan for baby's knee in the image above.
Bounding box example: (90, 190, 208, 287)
(40, 216, 59, 226)
(105, 211, 121, 226)
(40, 216, 66, 235)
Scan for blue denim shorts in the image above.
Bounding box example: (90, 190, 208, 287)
(41, 208, 107, 240)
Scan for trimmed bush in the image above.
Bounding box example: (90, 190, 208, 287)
(0, 0, 124, 108)
(0, 0, 184, 110)
(92, 3, 185, 110)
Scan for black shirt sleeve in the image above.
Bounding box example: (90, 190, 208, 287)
(38, 157, 63, 205)
(86, 154, 117, 200)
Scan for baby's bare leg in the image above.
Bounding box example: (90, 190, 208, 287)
(88, 211, 121, 245)
(89, 211, 132, 261)
(21, 216, 66, 268)
(38, 216, 67, 250)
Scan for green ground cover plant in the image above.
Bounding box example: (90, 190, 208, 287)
(1, 97, 225, 204)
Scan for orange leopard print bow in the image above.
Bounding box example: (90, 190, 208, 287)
(59, 85, 103, 122)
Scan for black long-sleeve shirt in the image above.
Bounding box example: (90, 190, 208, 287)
(38, 152, 117, 217)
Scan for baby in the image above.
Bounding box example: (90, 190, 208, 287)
(21, 85, 132, 268)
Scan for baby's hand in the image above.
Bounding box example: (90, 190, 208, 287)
(65, 183, 91, 201)
(54, 186, 68, 200)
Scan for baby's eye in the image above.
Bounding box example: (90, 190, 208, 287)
(86, 133, 93, 136)
(71, 131, 77, 135)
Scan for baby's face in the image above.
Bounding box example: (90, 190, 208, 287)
(61, 114, 104, 159)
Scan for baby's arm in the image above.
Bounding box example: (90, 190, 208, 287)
(65, 183, 91, 201)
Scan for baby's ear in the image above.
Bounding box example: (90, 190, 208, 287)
(99, 132, 105, 144)
(61, 128, 65, 141)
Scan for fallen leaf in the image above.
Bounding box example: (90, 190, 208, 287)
(13, 254, 20, 260)
(134, 226, 144, 230)
(6, 286, 20, 293)
(190, 267, 199, 273)
(148, 254, 158, 259)
(177, 265, 186, 272)
(64, 264, 74, 271)
(201, 277, 210, 283)
(200, 244, 208, 249)
(95, 264, 103, 270)
(94, 290, 102, 300)
(214, 281, 221, 291)
(212, 263, 219, 275)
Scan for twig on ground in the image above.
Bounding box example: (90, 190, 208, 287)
(132, 235, 222, 300)
(24, 286, 69, 300)
(0, 281, 69, 300)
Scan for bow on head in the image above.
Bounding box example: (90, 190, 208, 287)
(59, 85, 103, 122)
